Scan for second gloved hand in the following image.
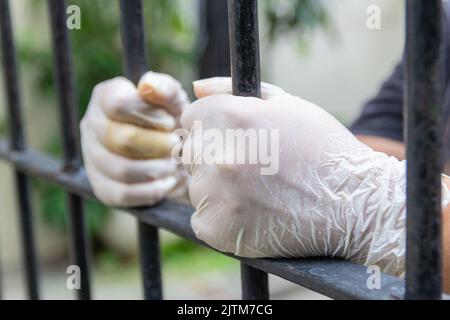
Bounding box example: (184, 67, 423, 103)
(81, 71, 189, 207)
(181, 77, 450, 277)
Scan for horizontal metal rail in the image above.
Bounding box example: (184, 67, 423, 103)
(0, 139, 404, 300)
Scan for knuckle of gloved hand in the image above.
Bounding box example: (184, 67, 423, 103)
(113, 185, 137, 207)
(109, 76, 132, 87)
(220, 106, 253, 128)
(113, 160, 135, 182)
(191, 214, 221, 245)
(216, 162, 242, 178)
(91, 177, 142, 207)
(91, 82, 105, 98)
(192, 212, 241, 254)
(167, 74, 182, 90)
(151, 185, 167, 201)
(107, 91, 134, 116)
(91, 183, 120, 207)
(92, 77, 129, 99)
(158, 72, 181, 88)
(80, 117, 97, 141)
(79, 116, 88, 132)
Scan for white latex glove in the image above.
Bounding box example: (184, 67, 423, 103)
(80, 71, 189, 207)
(181, 77, 450, 276)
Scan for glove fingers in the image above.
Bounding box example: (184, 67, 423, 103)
(138, 71, 189, 117)
(193, 77, 287, 100)
(179, 124, 220, 178)
(83, 152, 178, 207)
(95, 117, 177, 160)
(180, 94, 258, 132)
(81, 123, 177, 183)
(96, 76, 175, 131)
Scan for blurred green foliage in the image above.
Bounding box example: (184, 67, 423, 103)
(263, 0, 329, 42)
(161, 238, 236, 272)
(0, 118, 6, 136)
(97, 234, 236, 274)
(15, 0, 327, 254)
(20, 0, 195, 118)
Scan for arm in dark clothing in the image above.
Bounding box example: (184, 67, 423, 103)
(350, 61, 405, 142)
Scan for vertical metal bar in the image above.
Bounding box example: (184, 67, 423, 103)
(119, 0, 163, 300)
(227, 0, 269, 300)
(48, 0, 91, 300)
(198, 0, 230, 78)
(137, 223, 163, 299)
(119, 0, 148, 84)
(0, 0, 40, 300)
(405, 0, 444, 299)
(240, 264, 269, 300)
(228, 0, 261, 97)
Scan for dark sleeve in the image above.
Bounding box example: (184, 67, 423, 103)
(351, 1, 450, 143)
(350, 61, 405, 142)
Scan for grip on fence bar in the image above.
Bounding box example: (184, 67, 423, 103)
(48, 0, 92, 300)
(405, 0, 444, 299)
(119, 0, 163, 300)
(0, 0, 40, 300)
(227, 0, 269, 300)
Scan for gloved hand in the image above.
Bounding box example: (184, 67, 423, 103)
(181, 77, 450, 276)
(80, 71, 189, 207)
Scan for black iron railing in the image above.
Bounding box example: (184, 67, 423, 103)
(48, 0, 92, 300)
(404, 0, 444, 299)
(0, 0, 444, 300)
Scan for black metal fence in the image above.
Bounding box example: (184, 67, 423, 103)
(0, 0, 444, 300)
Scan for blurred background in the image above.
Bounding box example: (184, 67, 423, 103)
(0, 0, 403, 299)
